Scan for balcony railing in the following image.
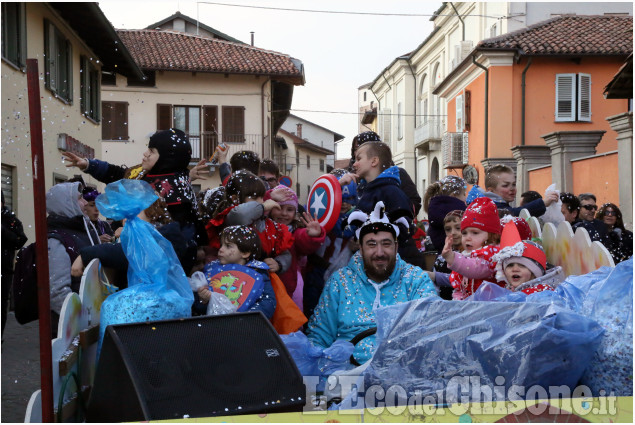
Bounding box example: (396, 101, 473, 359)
(188, 133, 264, 161)
(414, 118, 442, 146)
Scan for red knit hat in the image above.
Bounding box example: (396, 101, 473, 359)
(461, 197, 502, 234)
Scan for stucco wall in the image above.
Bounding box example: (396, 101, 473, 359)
(527, 166, 552, 194)
(1, 3, 104, 240)
(571, 153, 620, 207)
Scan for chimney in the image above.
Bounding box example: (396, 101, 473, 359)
(250, 32, 254, 46)
(296, 123, 302, 139)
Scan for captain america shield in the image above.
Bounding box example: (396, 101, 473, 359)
(306, 174, 342, 232)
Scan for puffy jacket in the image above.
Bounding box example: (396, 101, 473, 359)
(306, 251, 437, 364)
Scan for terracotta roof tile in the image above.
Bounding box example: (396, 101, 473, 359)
(116, 29, 303, 82)
(478, 15, 632, 56)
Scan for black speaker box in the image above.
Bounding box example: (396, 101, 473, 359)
(86, 312, 306, 422)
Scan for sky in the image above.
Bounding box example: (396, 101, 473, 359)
(98, 0, 443, 159)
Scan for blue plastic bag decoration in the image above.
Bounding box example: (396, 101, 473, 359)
(95, 180, 194, 357)
(579, 258, 633, 396)
(280, 332, 354, 392)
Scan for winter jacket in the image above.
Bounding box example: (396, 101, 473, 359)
(427, 195, 467, 252)
(192, 259, 276, 319)
(46, 182, 101, 314)
(483, 191, 546, 218)
(356, 166, 414, 219)
(572, 219, 608, 243)
(1, 206, 28, 274)
(604, 228, 633, 264)
(278, 225, 326, 296)
(449, 245, 502, 300)
(306, 251, 437, 364)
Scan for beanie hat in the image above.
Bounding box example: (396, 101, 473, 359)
(148, 128, 192, 173)
(500, 215, 532, 241)
(492, 221, 547, 283)
(461, 197, 501, 234)
(264, 185, 298, 209)
(82, 187, 100, 202)
(348, 201, 409, 241)
(355, 131, 381, 144)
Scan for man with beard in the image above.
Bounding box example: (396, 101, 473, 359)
(306, 202, 437, 365)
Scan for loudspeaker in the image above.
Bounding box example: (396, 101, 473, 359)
(86, 312, 305, 422)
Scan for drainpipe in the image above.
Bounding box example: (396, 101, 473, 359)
(261, 77, 270, 158)
(521, 57, 532, 146)
(450, 2, 465, 41)
(472, 55, 488, 158)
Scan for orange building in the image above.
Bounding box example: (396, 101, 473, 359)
(434, 15, 632, 225)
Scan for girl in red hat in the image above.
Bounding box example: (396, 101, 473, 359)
(441, 197, 503, 300)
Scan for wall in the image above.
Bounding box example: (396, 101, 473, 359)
(519, 56, 625, 153)
(1, 3, 104, 240)
(527, 166, 552, 193)
(102, 71, 270, 190)
(571, 153, 619, 207)
(279, 114, 339, 166)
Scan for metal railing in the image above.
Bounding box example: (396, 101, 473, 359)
(188, 133, 263, 161)
(414, 118, 442, 146)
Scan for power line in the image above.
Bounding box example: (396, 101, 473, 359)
(197, 1, 516, 20)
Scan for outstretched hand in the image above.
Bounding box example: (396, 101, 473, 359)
(441, 235, 455, 265)
(189, 159, 209, 181)
(299, 211, 322, 237)
(61, 151, 88, 170)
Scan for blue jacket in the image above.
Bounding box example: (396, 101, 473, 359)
(483, 192, 546, 218)
(356, 166, 413, 218)
(306, 251, 437, 364)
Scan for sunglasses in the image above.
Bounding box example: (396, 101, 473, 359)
(582, 205, 598, 211)
(604, 210, 616, 216)
(260, 176, 279, 186)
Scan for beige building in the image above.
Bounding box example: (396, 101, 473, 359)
(1, 2, 142, 239)
(102, 13, 305, 192)
(275, 129, 334, 205)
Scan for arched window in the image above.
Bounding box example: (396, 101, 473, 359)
(431, 157, 439, 183)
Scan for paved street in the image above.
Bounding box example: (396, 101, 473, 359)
(1, 312, 41, 423)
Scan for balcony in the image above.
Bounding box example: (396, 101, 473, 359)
(414, 118, 442, 148)
(188, 133, 263, 161)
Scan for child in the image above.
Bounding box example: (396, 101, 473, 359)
(266, 185, 326, 298)
(423, 176, 467, 252)
(197, 226, 276, 319)
(492, 221, 562, 294)
(441, 197, 503, 300)
(339, 142, 423, 268)
(430, 210, 463, 300)
(207, 170, 294, 274)
(81, 187, 114, 243)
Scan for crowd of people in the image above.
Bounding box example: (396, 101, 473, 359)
(1, 129, 631, 360)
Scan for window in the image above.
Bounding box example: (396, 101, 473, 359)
(222, 106, 245, 143)
(1, 164, 14, 212)
(44, 19, 73, 102)
(127, 71, 155, 87)
(1, 3, 26, 69)
(174, 106, 201, 158)
(555, 73, 592, 122)
(81, 56, 100, 122)
(319, 159, 324, 171)
(306, 155, 310, 169)
(102, 101, 129, 140)
(363, 91, 367, 102)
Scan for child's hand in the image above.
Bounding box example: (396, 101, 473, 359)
(71, 255, 84, 277)
(189, 159, 209, 181)
(299, 212, 323, 237)
(264, 257, 280, 273)
(338, 173, 359, 186)
(216, 144, 229, 164)
(262, 199, 281, 213)
(270, 187, 292, 203)
(543, 191, 560, 207)
(197, 286, 212, 303)
(62, 151, 88, 170)
(441, 235, 455, 265)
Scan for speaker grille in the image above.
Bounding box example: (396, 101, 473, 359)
(112, 312, 305, 419)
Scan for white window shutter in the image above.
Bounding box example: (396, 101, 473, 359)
(381, 108, 391, 143)
(578, 73, 592, 122)
(456, 94, 464, 131)
(555, 74, 576, 122)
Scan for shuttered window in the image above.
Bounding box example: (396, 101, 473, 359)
(157, 104, 173, 130)
(1, 164, 14, 212)
(556, 73, 591, 122)
(1, 2, 26, 69)
(102, 101, 129, 140)
(44, 19, 72, 102)
(81, 56, 100, 122)
(222, 106, 245, 143)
